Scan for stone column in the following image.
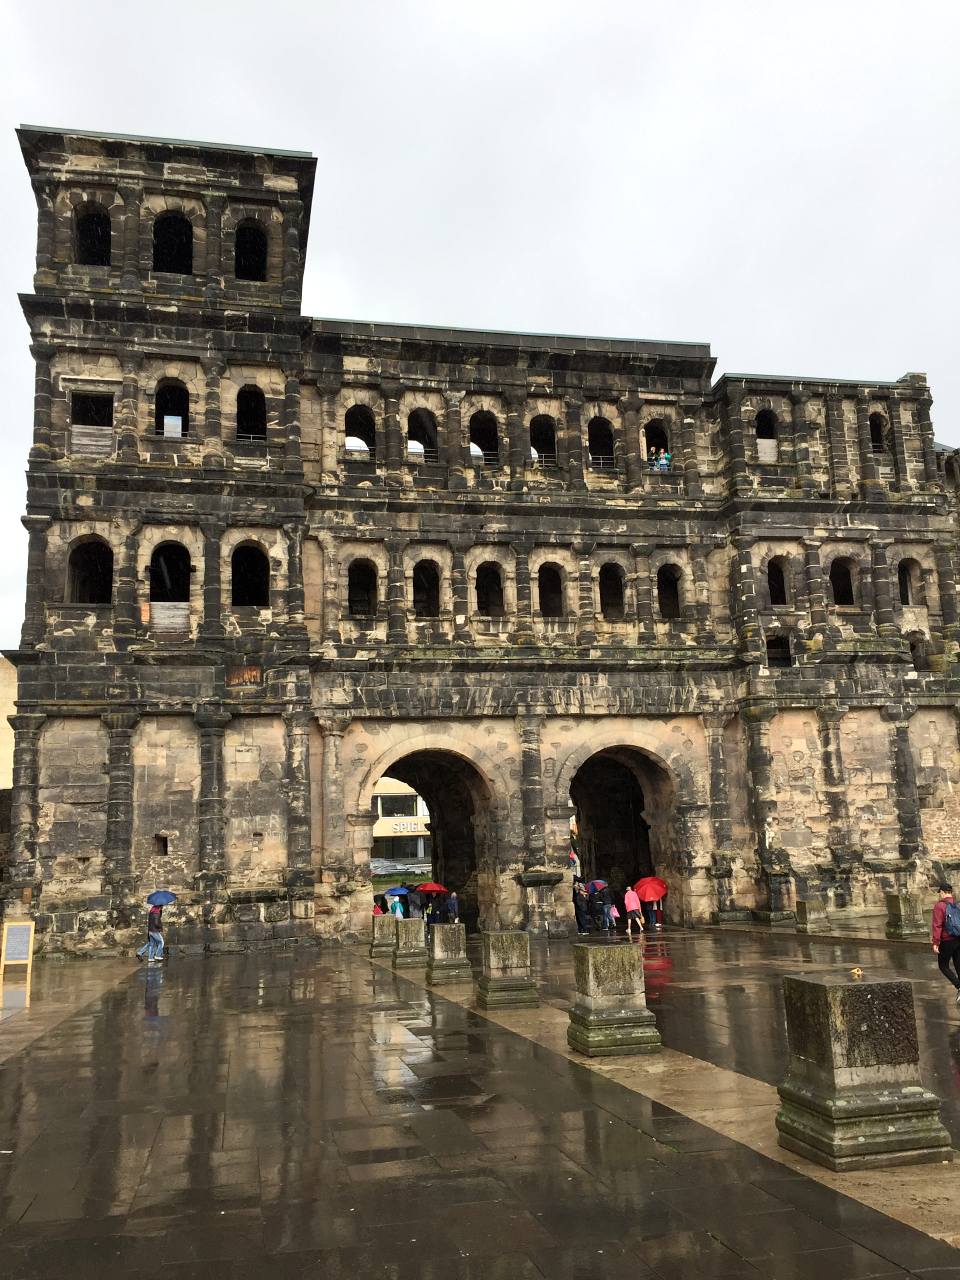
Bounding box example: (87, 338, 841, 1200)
(680, 409, 702, 497)
(117, 353, 143, 464)
(32, 180, 56, 288)
(20, 515, 50, 648)
(113, 523, 141, 643)
(203, 195, 224, 302)
(817, 704, 853, 871)
(855, 395, 881, 495)
(790, 392, 815, 494)
(512, 543, 534, 643)
(916, 395, 939, 485)
(119, 185, 142, 291)
(703, 712, 746, 921)
(477, 931, 538, 1008)
(443, 389, 467, 490)
(283, 369, 303, 473)
(743, 700, 792, 920)
(776, 974, 950, 1171)
(284, 523, 307, 634)
(450, 540, 471, 643)
(316, 716, 350, 872)
(563, 394, 586, 490)
(386, 539, 407, 644)
(505, 389, 527, 488)
(28, 343, 54, 463)
(733, 536, 764, 663)
(426, 923, 473, 984)
(887, 399, 910, 491)
(101, 711, 140, 902)
(871, 542, 897, 638)
(567, 943, 662, 1057)
(199, 524, 224, 639)
(194, 706, 231, 893)
(724, 386, 750, 493)
(825, 396, 851, 494)
(320, 537, 341, 645)
(802, 539, 828, 633)
(882, 706, 922, 865)
(381, 380, 404, 481)
(279, 197, 303, 307)
(619, 395, 644, 490)
(7, 713, 46, 902)
(935, 546, 959, 629)
(574, 542, 597, 645)
(283, 710, 313, 890)
(690, 544, 715, 642)
(631, 542, 654, 638)
(517, 715, 546, 866)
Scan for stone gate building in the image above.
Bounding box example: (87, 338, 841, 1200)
(5, 124, 960, 951)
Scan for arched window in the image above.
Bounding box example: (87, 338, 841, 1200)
(469, 411, 499, 467)
(768, 558, 789, 607)
(66, 539, 113, 605)
(347, 560, 378, 618)
(599, 563, 625, 620)
(74, 202, 111, 267)
(765, 635, 792, 667)
(149, 543, 191, 603)
(588, 417, 615, 469)
(476, 562, 504, 617)
(231, 544, 270, 607)
(152, 212, 193, 274)
(869, 412, 887, 453)
(236, 386, 267, 440)
(234, 220, 268, 282)
(413, 560, 440, 618)
(656, 563, 682, 620)
(538, 564, 564, 617)
(897, 558, 925, 607)
(155, 380, 190, 437)
(829, 558, 856, 607)
(529, 415, 557, 466)
(755, 409, 779, 462)
(407, 409, 439, 462)
(644, 419, 670, 456)
(344, 404, 376, 458)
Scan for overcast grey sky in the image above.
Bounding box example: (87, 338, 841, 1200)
(1, 1, 958, 649)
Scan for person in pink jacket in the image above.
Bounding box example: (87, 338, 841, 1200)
(623, 886, 643, 938)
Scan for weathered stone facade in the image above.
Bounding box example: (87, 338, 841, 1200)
(5, 125, 960, 952)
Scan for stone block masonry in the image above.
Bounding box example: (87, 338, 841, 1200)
(5, 123, 960, 951)
(567, 942, 662, 1056)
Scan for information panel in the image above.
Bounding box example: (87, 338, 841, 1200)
(0, 919, 35, 981)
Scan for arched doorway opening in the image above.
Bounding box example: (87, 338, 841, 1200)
(371, 749, 496, 932)
(570, 747, 676, 903)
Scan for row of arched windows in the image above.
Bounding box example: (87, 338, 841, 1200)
(754, 408, 893, 458)
(763, 554, 929, 610)
(73, 204, 270, 281)
(344, 405, 672, 470)
(147, 382, 266, 439)
(65, 539, 272, 608)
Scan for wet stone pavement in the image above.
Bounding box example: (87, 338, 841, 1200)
(0, 939, 958, 1279)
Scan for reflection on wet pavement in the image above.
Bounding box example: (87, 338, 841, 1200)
(0, 940, 956, 1278)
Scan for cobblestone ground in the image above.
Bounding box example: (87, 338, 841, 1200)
(0, 933, 959, 1279)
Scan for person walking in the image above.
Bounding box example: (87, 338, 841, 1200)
(390, 894, 405, 919)
(573, 880, 591, 934)
(623, 885, 644, 939)
(136, 902, 165, 963)
(932, 882, 960, 1001)
(601, 883, 615, 933)
(447, 890, 460, 923)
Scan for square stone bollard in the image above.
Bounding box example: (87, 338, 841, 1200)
(426, 923, 473, 985)
(885, 892, 926, 939)
(369, 913, 396, 958)
(776, 974, 951, 1171)
(567, 943, 662, 1057)
(476, 931, 539, 1009)
(795, 899, 831, 934)
(392, 917, 427, 969)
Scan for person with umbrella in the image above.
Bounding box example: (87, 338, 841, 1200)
(634, 876, 668, 932)
(586, 880, 607, 933)
(137, 890, 175, 963)
(572, 879, 591, 935)
(385, 887, 407, 919)
(623, 883, 643, 938)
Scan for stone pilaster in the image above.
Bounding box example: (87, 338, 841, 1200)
(283, 369, 303, 473)
(117, 353, 143, 464)
(320, 537, 341, 645)
(203, 195, 225, 301)
(887, 398, 910, 491)
(443, 389, 467, 490)
(802, 539, 828, 633)
(283, 710, 313, 883)
(855, 395, 881, 496)
(29, 343, 54, 462)
(512, 543, 534, 644)
(825, 396, 851, 494)
(916, 395, 939, 485)
(6, 713, 46, 903)
(680, 409, 702, 496)
(505, 389, 527, 488)
(703, 712, 734, 851)
(32, 180, 56, 288)
(20, 515, 50, 648)
(284, 523, 306, 635)
(790, 391, 815, 494)
(733, 536, 764, 663)
(517, 715, 547, 866)
(450, 541, 471, 643)
(619, 395, 644, 490)
(381, 379, 404, 480)
(742, 700, 792, 920)
(724, 386, 750, 493)
(316, 716, 350, 873)
(575, 542, 597, 645)
(386, 539, 407, 644)
(101, 711, 140, 902)
(563, 394, 586, 490)
(113, 523, 141, 643)
(817, 704, 854, 875)
(199, 523, 224, 640)
(871, 542, 897, 639)
(631, 542, 654, 638)
(194, 706, 231, 893)
(690, 544, 715, 642)
(119, 185, 141, 290)
(279, 197, 303, 307)
(935, 546, 959, 666)
(882, 705, 922, 865)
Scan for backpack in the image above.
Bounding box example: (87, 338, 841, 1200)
(945, 901, 960, 937)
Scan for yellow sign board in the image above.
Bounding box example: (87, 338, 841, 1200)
(0, 919, 36, 984)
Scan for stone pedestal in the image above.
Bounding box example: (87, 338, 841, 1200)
(426, 923, 473, 984)
(567, 943, 662, 1057)
(795, 899, 831, 933)
(519, 870, 564, 936)
(885, 892, 926, 939)
(477, 931, 539, 1009)
(392, 917, 427, 969)
(776, 974, 951, 1171)
(370, 913, 396, 958)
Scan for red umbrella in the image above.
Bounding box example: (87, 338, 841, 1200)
(416, 882, 448, 893)
(633, 876, 668, 902)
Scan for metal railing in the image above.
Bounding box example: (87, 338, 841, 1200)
(588, 455, 617, 471)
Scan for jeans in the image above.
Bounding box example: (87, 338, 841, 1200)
(642, 903, 657, 930)
(938, 937, 960, 989)
(138, 931, 164, 961)
(602, 905, 614, 929)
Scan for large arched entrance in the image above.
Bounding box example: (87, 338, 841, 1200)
(372, 750, 496, 932)
(570, 747, 676, 900)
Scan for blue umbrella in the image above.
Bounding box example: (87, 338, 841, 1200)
(384, 886, 409, 896)
(147, 890, 177, 906)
